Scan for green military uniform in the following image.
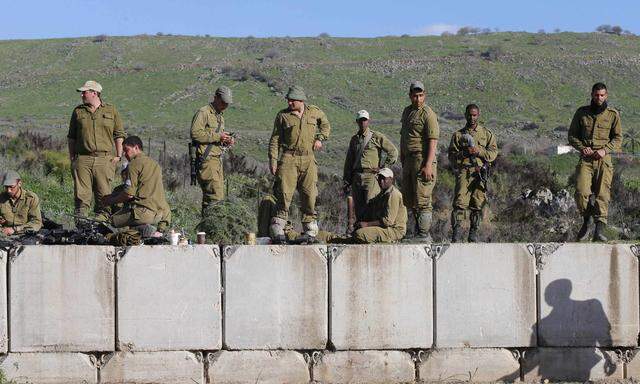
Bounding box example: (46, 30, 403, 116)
(190, 103, 226, 211)
(111, 152, 171, 231)
(68, 103, 126, 217)
(354, 185, 407, 243)
(448, 124, 498, 241)
(0, 188, 42, 234)
(269, 100, 330, 235)
(343, 129, 398, 221)
(400, 103, 439, 237)
(568, 105, 622, 225)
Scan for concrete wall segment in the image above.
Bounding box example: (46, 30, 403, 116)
(313, 350, 415, 384)
(99, 351, 203, 384)
(418, 348, 520, 382)
(0, 352, 97, 384)
(207, 350, 309, 384)
(522, 347, 622, 381)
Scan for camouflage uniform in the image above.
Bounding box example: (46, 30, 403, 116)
(0, 188, 42, 234)
(354, 185, 407, 243)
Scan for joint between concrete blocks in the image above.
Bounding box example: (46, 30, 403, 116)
(631, 244, 640, 258)
(223, 245, 239, 260)
(424, 243, 449, 261)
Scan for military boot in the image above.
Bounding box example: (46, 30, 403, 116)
(576, 214, 593, 241)
(414, 211, 433, 242)
(269, 217, 287, 244)
(468, 210, 481, 243)
(451, 209, 465, 243)
(302, 220, 319, 240)
(593, 221, 608, 242)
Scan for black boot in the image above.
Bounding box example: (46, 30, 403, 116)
(451, 209, 464, 243)
(468, 210, 481, 243)
(593, 221, 608, 242)
(576, 214, 593, 241)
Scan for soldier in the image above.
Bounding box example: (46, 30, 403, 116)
(400, 81, 439, 241)
(190, 86, 235, 214)
(101, 136, 171, 234)
(268, 85, 331, 241)
(343, 110, 398, 223)
(568, 82, 622, 242)
(448, 104, 498, 242)
(352, 168, 407, 243)
(67, 80, 126, 219)
(0, 170, 42, 235)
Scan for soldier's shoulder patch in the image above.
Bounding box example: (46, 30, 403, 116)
(606, 106, 620, 114)
(23, 190, 39, 201)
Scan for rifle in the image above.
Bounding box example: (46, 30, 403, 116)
(461, 133, 491, 192)
(188, 142, 197, 186)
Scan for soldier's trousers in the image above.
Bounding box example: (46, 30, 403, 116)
(197, 156, 224, 211)
(453, 168, 486, 211)
(274, 154, 317, 223)
(352, 172, 379, 221)
(111, 206, 163, 228)
(354, 226, 403, 243)
(574, 155, 613, 224)
(72, 155, 116, 217)
(401, 153, 437, 212)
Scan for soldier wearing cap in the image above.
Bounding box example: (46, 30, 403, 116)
(67, 80, 126, 219)
(400, 80, 439, 241)
(448, 104, 498, 242)
(190, 86, 236, 214)
(268, 85, 331, 240)
(343, 109, 398, 222)
(569, 82, 622, 242)
(101, 136, 171, 234)
(0, 171, 42, 235)
(352, 167, 407, 243)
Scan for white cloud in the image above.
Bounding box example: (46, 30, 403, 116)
(418, 23, 460, 36)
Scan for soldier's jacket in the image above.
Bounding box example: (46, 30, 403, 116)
(400, 104, 439, 159)
(124, 153, 172, 226)
(0, 188, 42, 233)
(568, 106, 622, 153)
(190, 104, 226, 159)
(448, 124, 499, 168)
(269, 104, 331, 167)
(67, 103, 126, 155)
(343, 129, 398, 184)
(362, 185, 407, 235)
(106, 184, 128, 215)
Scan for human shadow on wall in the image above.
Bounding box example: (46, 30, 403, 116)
(500, 278, 616, 382)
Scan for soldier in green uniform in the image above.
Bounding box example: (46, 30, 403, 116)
(568, 83, 622, 241)
(102, 136, 171, 234)
(400, 81, 439, 241)
(353, 167, 407, 243)
(343, 109, 398, 222)
(0, 170, 42, 235)
(268, 85, 331, 240)
(190, 86, 235, 214)
(67, 80, 126, 219)
(448, 104, 498, 242)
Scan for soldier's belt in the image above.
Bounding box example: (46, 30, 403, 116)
(80, 151, 111, 157)
(283, 149, 312, 156)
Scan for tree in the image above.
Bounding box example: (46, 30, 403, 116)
(596, 24, 624, 35)
(624, 127, 640, 155)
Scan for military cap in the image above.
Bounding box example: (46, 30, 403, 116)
(2, 170, 21, 186)
(409, 80, 425, 92)
(215, 86, 233, 104)
(377, 167, 394, 178)
(286, 85, 307, 101)
(356, 110, 370, 120)
(77, 80, 103, 93)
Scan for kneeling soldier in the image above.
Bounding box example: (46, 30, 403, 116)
(0, 170, 42, 236)
(353, 167, 407, 243)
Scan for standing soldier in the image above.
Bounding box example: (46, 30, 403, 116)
(190, 86, 235, 214)
(448, 104, 498, 242)
(0, 171, 42, 235)
(269, 85, 331, 241)
(400, 81, 439, 241)
(343, 109, 398, 224)
(67, 80, 126, 219)
(568, 83, 622, 241)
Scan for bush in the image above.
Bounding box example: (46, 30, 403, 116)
(196, 199, 256, 245)
(43, 150, 70, 182)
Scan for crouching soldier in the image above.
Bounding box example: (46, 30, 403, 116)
(0, 170, 42, 236)
(352, 167, 407, 243)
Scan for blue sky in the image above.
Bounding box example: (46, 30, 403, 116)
(1, 0, 639, 39)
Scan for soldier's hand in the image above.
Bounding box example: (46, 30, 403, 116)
(270, 164, 277, 176)
(110, 156, 121, 165)
(593, 148, 606, 160)
(359, 221, 369, 229)
(342, 182, 351, 196)
(581, 147, 594, 157)
(420, 164, 435, 181)
(220, 132, 235, 146)
(313, 139, 323, 151)
(2, 227, 15, 236)
(468, 146, 480, 155)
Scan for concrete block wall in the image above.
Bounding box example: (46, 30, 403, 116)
(0, 243, 638, 383)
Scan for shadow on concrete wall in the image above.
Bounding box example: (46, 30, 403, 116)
(500, 278, 616, 382)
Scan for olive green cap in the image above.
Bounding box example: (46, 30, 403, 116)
(286, 85, 307, 101)
(409, 80, 425, 92)
(215, 86, 233, 104)
(77, 80, 103, 93)
(2, 170, 21, 186)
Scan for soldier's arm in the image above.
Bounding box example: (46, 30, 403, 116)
(315, 110, 331, 141)
(22, 195, 43, 233)
(67, 109, 78, 160)
(421, 110, 440, 168)
(379, 134, 399, 167)
(448, 134, 462, 165)
(112, 107, 125, 158)
(268, 114, 283, 169)
(379, 192, 401, 228)
(479, 131, 499, 163)
(190, 110, 221, 144)
(568, 110, 586, 151)
(605, 111, 622, 154)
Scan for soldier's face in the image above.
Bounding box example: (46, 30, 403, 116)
(213, 96, 229, 113)
(356, 118, 369, 131)
(287, 99, 305, 112)
(81, 90, 99, 105)
(4, 181, 21, 199)
(123, 145, 140, 161)
(409, 91, 425, 107)
(466, 108, 480, 127)
(377, 176, 393, 190)
(591, 89, 608, 106)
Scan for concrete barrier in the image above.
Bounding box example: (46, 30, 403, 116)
(9, 245, 115, 352)
(117, 245, 221, 351)
(435, 243, 536, 347)
(223, 245, 327, 349)
(313, 350, 415, 384)
(0, 250, 7, 353)
(522, 348, 622, 381)
(537, 243, 639, 347)
(623, 349, 640, 379)
(330, 244, 432, 349)
(207, 350, 309, 383)
(0, 352, 96, 383)
(418, 348, 520, 382)
(99, 351, 203, 384)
